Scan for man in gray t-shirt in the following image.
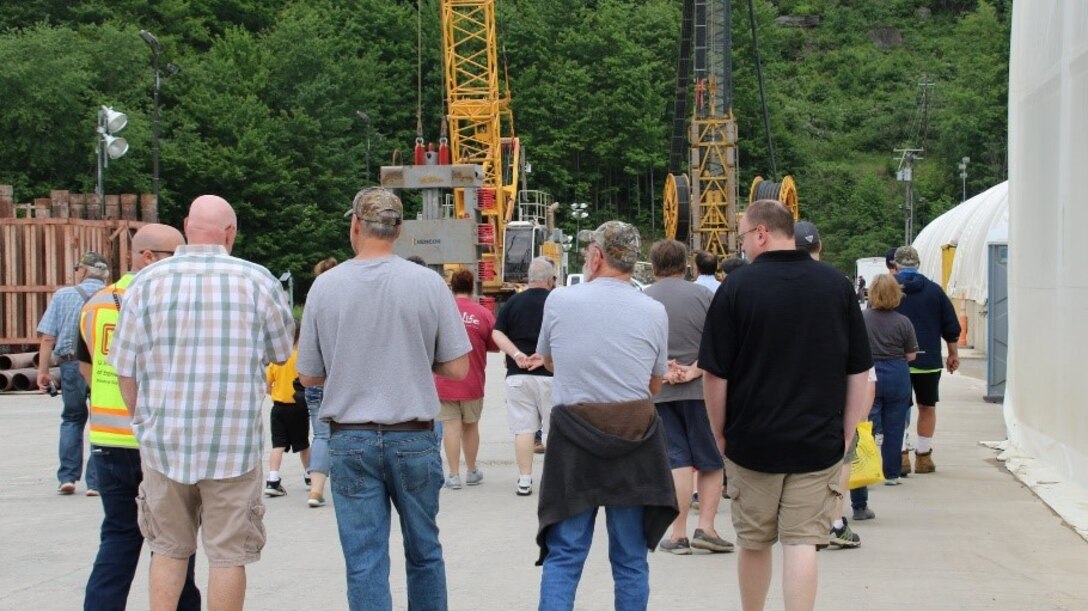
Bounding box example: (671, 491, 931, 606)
(534, 221, 671, 610)
(644, 240, 733, 555)
(296, 188, 470, 610)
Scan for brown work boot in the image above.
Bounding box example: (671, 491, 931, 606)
(901, 451, 912, 477)
(914, 450, 936, 473)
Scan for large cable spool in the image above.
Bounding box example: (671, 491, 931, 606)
(749, 175, 799, 220)
(663, 173, 691, 242)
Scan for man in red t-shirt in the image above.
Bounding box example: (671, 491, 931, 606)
(435, 269, 498, 489)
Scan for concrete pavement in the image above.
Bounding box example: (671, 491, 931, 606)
(2, 353, 1086, 610)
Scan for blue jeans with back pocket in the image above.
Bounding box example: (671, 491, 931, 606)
(329, 428, 446, 610)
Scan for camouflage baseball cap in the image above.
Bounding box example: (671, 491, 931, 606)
(344, 187, 403, 225)
(78, 251, 109, 271)
(578, 220, 641, 267)
(894, 245, 920, 268)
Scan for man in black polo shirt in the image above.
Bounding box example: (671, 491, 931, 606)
(491, 256, 556, 496)
(699, 200, 872, 611)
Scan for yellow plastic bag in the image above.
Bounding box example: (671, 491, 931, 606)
(848, 421, 885, 489)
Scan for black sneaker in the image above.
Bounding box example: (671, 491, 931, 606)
(828, 518, 861, 549)
(264, 479, 286, 497)
(304, 473, 312, 487)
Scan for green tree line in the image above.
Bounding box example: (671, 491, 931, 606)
(0, 0, 1010, 287)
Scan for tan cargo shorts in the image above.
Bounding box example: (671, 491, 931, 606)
(438, 398, 484, 423)
(724, 458, 842, 549)
(137, 467, 266, 567)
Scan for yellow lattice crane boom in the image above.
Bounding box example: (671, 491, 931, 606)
(442, 0, 521, 291)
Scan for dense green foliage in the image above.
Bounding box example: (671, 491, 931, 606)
(0, 0, 1010, 284)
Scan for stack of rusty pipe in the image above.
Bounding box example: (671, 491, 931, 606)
(0, 352, 60, 392)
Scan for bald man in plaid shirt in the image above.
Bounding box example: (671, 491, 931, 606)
(109, 195, 294, 611)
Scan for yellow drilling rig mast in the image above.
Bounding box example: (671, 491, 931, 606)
(442, 0, 526, 292)
(663, 0, 798, 259)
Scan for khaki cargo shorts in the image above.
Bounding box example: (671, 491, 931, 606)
(725, 458, 842, 549)
(137, 467, 266, 567)
(438, 398, 484, 423)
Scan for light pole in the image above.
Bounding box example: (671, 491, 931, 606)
(570, 202, 589, 266)
(958, 156, 970, 202)
(96, 106, 129, 200)
(278, 271, 294, 311)
(140, 30, 179, 202)
(356, 110, 372, 185)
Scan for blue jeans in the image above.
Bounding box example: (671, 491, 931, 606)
(304, 387, 330, 475)
(871, 359, 913, 482)
(58, 360, 99, 489)
(84, 447, 200, 611)
(539, 506, 649, 611)
(329, 429, 446, 611)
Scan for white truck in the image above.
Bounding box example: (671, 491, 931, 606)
(855, 257, 889, 303)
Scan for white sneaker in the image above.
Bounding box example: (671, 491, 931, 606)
(516, 476, 532, 496)
(445, 475, 463, 489)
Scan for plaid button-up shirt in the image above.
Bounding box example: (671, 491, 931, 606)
(109, 245, 294, 483)
(37, 279, 106, 357)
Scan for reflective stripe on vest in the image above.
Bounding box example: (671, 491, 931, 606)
(81, 274, 138, 449)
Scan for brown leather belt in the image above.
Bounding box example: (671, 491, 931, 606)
(330, 420, 434, 433)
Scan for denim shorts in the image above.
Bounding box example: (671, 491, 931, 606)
(656, 399, 724, 472)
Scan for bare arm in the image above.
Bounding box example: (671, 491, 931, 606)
(299, 374, 326, 388)
(703, 372, 727, 454)
(842, 371, 871, 448)
(118, 376, 138, 419)
(79, 362, 92, 385)
(905, 351, 918, 362)
(649, 375, 663, 397)
(543, 355, 554, 373)
(36, 336, 56, 391)
(945, 341, 960, 374)
(433, 353, 470, 380)
(492, 329, 532, 369)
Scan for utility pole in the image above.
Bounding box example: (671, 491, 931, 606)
(893, 77, 934, 245)
(894, 148, 924, 244)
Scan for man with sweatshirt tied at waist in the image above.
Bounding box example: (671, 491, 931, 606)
(534, 220, 677, 611)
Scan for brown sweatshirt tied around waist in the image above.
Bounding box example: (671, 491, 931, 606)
(568, 398, 655, 441)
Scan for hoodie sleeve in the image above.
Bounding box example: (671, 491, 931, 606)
(937, 288, 961, 343)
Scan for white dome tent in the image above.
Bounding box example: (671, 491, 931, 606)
(910, 181, 1009, 350)
(1004, 1, 1088, 536)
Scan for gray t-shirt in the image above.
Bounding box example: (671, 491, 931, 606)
(297, 255, 471, 424)
(644, 277, 712, 403)
(537, 277, 668, 406)
(862, 308, 919, 361)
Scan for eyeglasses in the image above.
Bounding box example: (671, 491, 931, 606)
(736, 226, 762, 246)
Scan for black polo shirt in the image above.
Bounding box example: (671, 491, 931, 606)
(698, 249, 872, 473)
(494, 287, 552, 377)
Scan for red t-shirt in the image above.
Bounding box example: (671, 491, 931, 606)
(435, 296, 497, 400)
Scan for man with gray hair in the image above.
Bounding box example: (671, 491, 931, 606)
(298, 187, 470, 610)
(491, 256, 556, 496)
(535, 221, 676, 610)
(37, 251, 110, 496)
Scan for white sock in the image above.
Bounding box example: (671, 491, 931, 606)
(518, 474, 532, 484)
(833, 518, 844, 529)
(917, 437, 932, 454)
(269, 470, 280, 482)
